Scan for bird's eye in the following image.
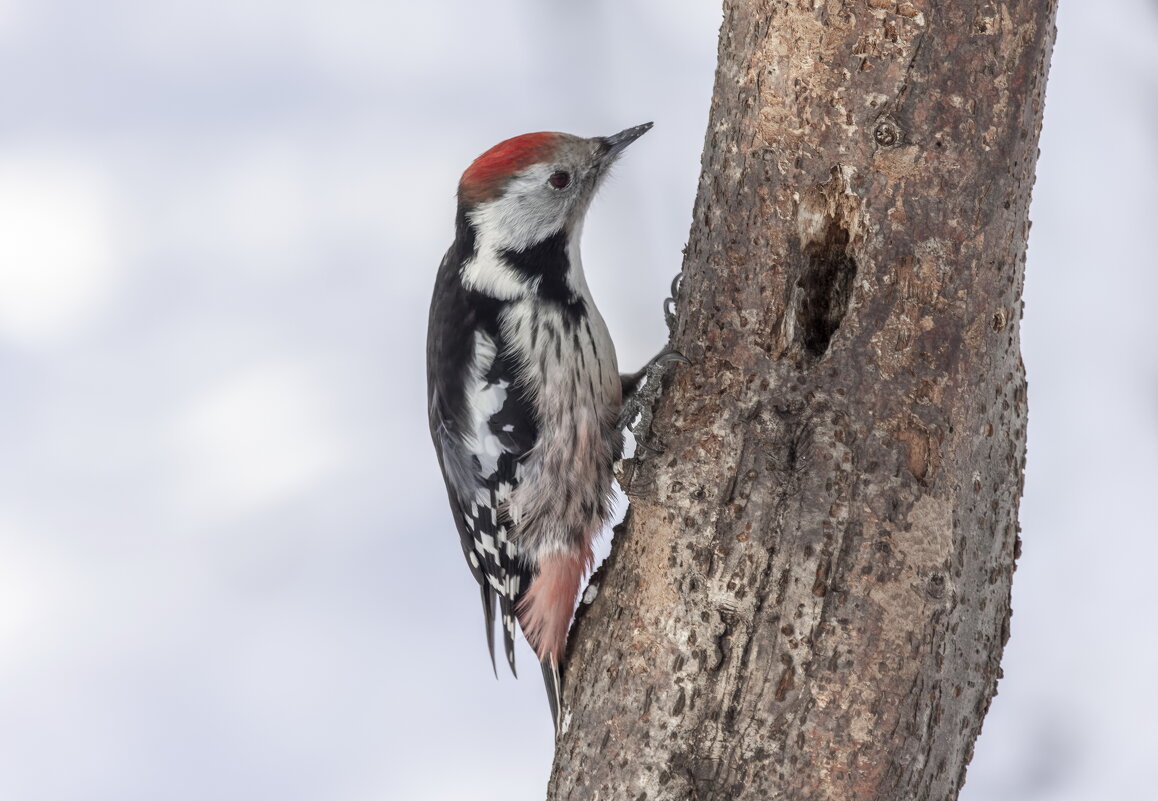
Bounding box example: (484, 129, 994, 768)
(548, 171, 571, 189)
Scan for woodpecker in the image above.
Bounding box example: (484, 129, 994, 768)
(426, 122, 654, 730)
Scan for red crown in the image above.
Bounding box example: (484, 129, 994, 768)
(459, 132, 560, 204)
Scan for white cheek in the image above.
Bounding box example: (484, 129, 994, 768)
(469, 173, 570, 252)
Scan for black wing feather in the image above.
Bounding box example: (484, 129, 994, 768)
(427, 244, 537, 677)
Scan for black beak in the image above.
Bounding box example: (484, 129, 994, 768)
(601, 122, 654, 160)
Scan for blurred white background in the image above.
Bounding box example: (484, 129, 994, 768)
(0, 2, 1154, 799)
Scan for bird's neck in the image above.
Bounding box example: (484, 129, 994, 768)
(458, 207, 589, 307)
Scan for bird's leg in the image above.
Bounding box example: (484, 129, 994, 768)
(617, 271, 688, 451)
(617, 349, 688, 450)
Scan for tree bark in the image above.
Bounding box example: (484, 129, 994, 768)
(548, 1, 1054, 798)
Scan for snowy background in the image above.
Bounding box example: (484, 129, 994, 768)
(0, 1, 1154, 799)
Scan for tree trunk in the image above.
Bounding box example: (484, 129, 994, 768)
(548, 1, 1054, 798)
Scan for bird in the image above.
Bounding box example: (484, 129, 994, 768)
(426, 122, 655, 731)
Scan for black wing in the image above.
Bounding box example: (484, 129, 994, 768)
(426, 247, 538, 675)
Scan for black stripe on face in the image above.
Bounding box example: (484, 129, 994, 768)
(500, 231, 587, 317)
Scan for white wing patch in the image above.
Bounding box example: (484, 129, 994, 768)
(463, 330, 511, 477)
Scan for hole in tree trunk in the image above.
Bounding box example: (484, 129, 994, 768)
(795, 219, 857, 360)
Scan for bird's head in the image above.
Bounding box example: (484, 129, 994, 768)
(457, 123, 652, 252)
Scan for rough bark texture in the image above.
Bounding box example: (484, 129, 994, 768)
(548, 1, 1055, 799)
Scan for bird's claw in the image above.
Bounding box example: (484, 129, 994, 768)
(617, 268, 687, 453)
(654, 348, 689, 367)
(632, 436, 667, 456)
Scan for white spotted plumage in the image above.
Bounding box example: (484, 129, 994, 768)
(426, 123, 654, 732)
